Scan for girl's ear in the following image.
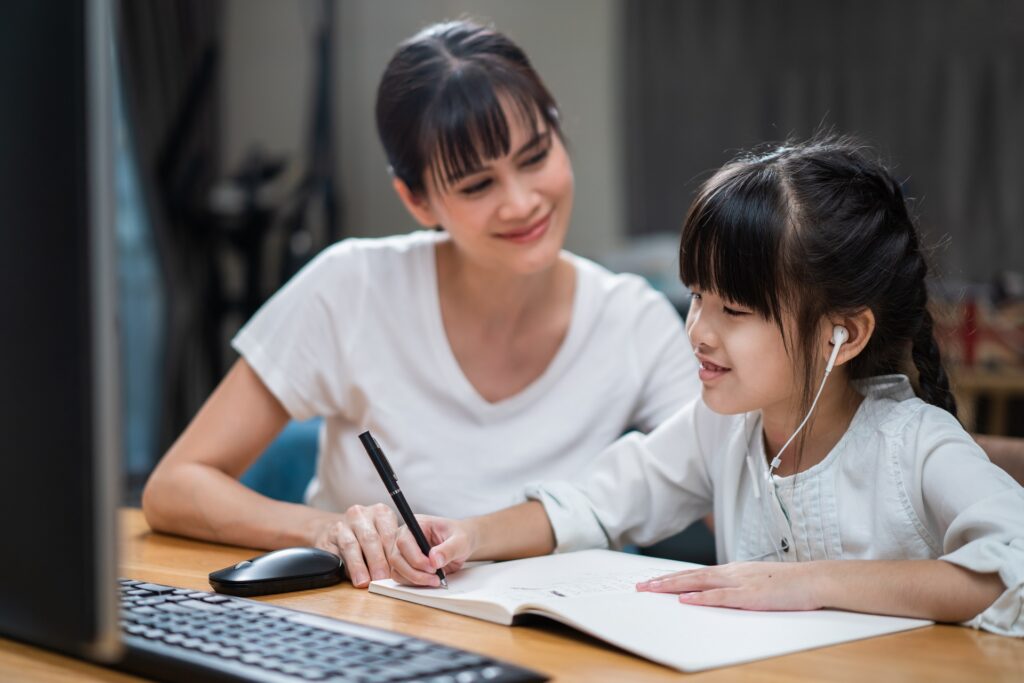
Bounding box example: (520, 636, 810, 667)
(828, 308, 875, 368)
(392, 177, 440, 228)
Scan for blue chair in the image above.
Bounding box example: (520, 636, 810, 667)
(241, 418, 321, 503)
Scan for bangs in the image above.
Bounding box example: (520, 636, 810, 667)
(421, 65, 551, 190)
(679, 163, 792, 322)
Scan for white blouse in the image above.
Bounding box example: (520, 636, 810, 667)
(526, 375, 1024, 636)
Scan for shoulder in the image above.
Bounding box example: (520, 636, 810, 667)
(566, 252, 682, 328)
(854, 375, 984, 466)
(297, 231, 440, 291)
(317, 230, 440, 267)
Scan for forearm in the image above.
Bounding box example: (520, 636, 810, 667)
(466, 501, 555, 561)
(142, 461, 338, 550)
(812, 559, 1005, 623)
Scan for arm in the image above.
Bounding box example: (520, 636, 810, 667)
(638, 558, 1004, 622)
(388, 502, 555, 586)
(142, 359, 397, 587)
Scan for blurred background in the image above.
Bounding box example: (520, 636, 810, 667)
(111, 0, 1024, 505)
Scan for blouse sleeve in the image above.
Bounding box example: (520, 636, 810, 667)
(231, 240, 369, 421)
(914, 408, 1024, 637)
(525, 398, 719, 553)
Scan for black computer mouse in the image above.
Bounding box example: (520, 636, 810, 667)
(209, 547, 345, 597)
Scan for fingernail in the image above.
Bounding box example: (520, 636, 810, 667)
(647, 579, 662, 588)
(355, 573, 369, 586)
(635, 581, 649, 590)
(679, 592, 694, 602)
(371, 569, 388, 581)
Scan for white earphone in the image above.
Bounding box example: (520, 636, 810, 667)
(825, 324, 850, 374)
(768, 324, 849, 472)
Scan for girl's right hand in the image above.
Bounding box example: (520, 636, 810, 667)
(389, 515, 475, 586)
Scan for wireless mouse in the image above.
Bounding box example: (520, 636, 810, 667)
(209, 547, 344, 596)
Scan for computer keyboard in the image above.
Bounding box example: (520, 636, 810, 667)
(117, 578, 547, 683)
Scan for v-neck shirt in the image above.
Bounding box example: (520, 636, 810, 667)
(233, 230, 698, 518)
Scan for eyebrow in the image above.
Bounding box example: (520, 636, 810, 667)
(450, 128, 552, 184)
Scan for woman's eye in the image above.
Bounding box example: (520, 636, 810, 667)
(522, 147, 549, 167)
(459, 178, 492, 195)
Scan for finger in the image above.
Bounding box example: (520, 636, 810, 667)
(678, 588, 745, 609)
(388, 542, 441, 587)
(395, 528, 434, 573)
(334, 525, 371, 588)
(373, 506, 399, 562)
(426, 532, 470, 571)
(636, 568, 726, 594)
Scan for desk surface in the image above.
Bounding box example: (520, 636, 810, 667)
(2, 509, 1021, 682)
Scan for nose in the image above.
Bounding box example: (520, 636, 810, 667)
(497, 176, 541, 223)
(685, 304, 718, 350)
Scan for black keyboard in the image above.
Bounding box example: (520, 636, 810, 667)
(117, 578, 546, 683)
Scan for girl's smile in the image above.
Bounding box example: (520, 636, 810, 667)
(695, 353, 731, 383)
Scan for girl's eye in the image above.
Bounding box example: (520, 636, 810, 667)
(459, 178, 492, 196)
(522, 147, 549, 167)
(723, 305, 750, 317)
(689, 291, 702, 301)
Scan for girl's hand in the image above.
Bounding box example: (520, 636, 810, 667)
(636, 561, 823, 611)
(388, 515, 475, 587)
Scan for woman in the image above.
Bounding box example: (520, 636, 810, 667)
(142, 19, 697, 587)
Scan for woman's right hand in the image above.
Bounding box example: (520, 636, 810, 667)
(388, 515, 475, 586)
(310, 503, 399, 588)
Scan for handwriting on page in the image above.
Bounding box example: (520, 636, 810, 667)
(491, 569, 665, 601)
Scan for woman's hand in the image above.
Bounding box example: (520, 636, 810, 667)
(388, 515, 476, 587)
(310, 503, 398, 588)
(636, 561, 823, 611)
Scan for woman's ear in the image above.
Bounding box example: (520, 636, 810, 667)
(828, 308, 876, 368)
(392, 177, 440, 228)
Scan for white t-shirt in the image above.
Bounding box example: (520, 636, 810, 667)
(527, 375, 1024, 636)
(233, 231, 698, 518)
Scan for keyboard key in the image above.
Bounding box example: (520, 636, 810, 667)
(135, 583, 176, 594)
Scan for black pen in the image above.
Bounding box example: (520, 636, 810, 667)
(358, 431, 448, 589)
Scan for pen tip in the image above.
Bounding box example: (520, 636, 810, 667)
(440, 578, 449, 589)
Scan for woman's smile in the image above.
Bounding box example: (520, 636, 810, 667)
(497, 210, 553, 244)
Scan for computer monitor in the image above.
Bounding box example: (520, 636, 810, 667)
(0, 0, 122, 662)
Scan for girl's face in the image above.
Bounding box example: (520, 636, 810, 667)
(420, 108, 574, 276)
(685, 288, 799, 416)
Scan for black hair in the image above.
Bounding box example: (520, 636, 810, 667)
(375, 19, 562, 195)
(679, 136, 957, 431)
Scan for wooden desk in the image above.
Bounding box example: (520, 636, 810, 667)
(2, 510, 1021, 682)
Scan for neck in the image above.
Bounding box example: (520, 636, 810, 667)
(761, 371, 863, 476)
(435, 239, 569, 334)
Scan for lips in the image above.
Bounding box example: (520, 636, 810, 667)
(497, 212, 552, 244)
(696, 356, 731, 383)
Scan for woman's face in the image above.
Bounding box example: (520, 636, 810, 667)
(420, 107, 574, 276)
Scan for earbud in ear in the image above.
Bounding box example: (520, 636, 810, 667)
(825, 325, 849, 373)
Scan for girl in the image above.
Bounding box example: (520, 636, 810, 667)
(141, 20, 696, 588)
(390, 138, 1024, 635)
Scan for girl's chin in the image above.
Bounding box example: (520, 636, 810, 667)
(700, 388, 750, 416)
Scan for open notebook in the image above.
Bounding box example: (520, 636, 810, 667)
(369, 549, 932, 672)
